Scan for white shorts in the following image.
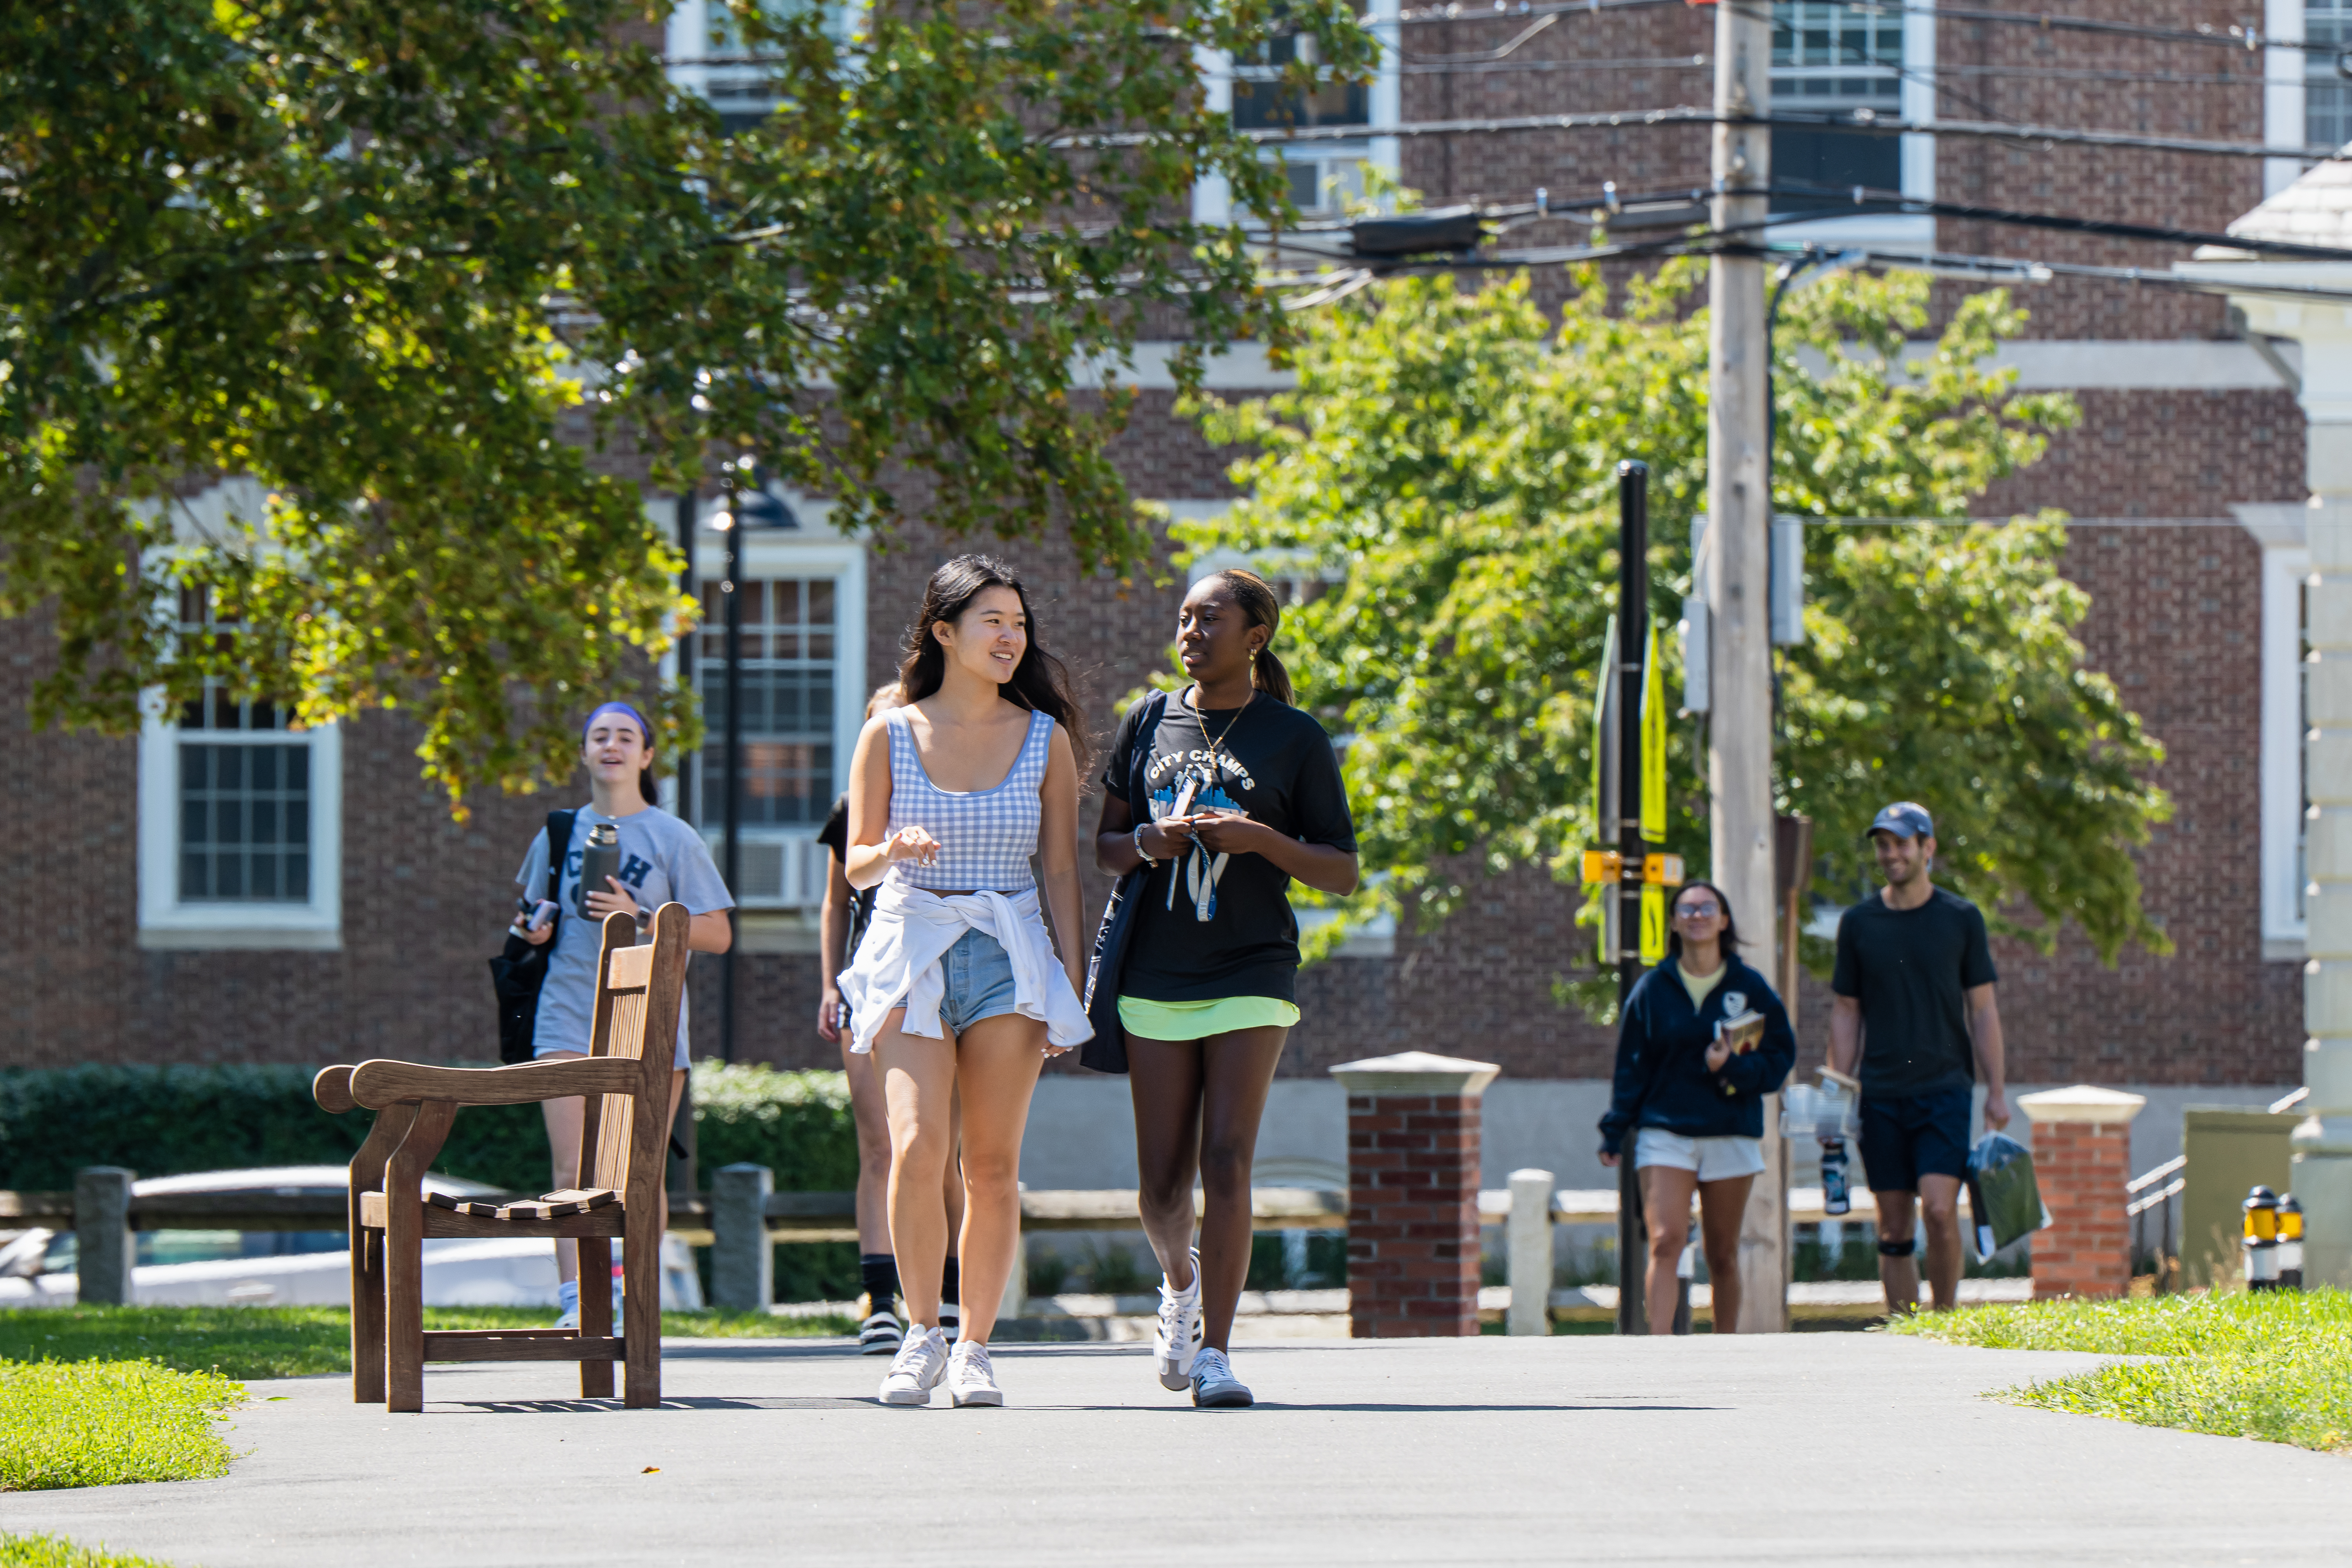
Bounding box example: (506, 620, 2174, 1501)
(1634, 1127, 1767, 1183)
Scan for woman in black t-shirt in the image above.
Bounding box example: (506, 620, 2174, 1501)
(1094, 569, 1359, 1408)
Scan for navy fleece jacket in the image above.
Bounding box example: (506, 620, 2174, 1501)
(1597, 954, 1797, 1156)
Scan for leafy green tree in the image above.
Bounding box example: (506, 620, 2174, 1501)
(1178, 260, 2169, 979)
(2, 0, 1372, 806)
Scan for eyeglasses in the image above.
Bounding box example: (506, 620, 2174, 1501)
(1673, 902, 1722, 920)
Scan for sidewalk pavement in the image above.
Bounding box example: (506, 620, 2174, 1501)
(12, 1332, 2347, 1566)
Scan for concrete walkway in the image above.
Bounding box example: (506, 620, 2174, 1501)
(12, 1333, 2347, 1566)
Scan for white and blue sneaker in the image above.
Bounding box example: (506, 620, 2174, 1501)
(554, 1279, 581, 1331)
(878, 1324, 950, 1406)
(1154, 1250, 1205, 1392)
(1190, 1347, 1253, 1409)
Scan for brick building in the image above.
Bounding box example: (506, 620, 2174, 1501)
(14, 0, 2345, 1188)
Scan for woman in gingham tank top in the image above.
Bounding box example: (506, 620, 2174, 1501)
(837, 555, 1093, 1409)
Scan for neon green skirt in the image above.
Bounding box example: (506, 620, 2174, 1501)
(1117, 995, 1301, 1041)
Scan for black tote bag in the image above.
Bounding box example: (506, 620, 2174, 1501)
(488, 810, 575, 1064)
(1080, 692, 1169, 1074)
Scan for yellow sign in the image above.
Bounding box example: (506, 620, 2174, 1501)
(1640, 623, 1667, 842)
(1580, 849, 1623, 886)
(1642, 853, 1685, 887)
(1639, 884, 1668, 965)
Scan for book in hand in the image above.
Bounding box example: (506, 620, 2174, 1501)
(1715, 1011, 1766, 1056)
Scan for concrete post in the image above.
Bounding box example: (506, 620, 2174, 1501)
(1331, 1051, 1501, 1338)
(710, 1162, 773, 1312)
(1506, 1168, 1554, 1337)
(2018, 1086, 2145, 1300)
(74, 1166, 135, 1307)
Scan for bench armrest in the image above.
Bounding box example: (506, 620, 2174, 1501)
(314, 1065, 357, 1114)
(349, 1056, 649, 1110)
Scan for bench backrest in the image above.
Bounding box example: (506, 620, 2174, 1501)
(577, 904, 691, 1207)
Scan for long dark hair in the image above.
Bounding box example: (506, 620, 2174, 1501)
(1203, 568, 1294, 706)
(1665, 879, 1745, 961)
(896, 555, 1091, 774)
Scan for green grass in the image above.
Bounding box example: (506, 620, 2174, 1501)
(1887, 1289, 2352, 1451)
(0, 1535, 178, 1567)
(0, 1359, 243, 1491)
(0, 1305, 856, 1381)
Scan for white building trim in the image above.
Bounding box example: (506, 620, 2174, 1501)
(2267, 0, 2312, 200)
(137, 708, 343, 951)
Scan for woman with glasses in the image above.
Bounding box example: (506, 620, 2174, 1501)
(1597, 880, 1795, 1334)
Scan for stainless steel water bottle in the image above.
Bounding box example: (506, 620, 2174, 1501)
(578, 822, 621, 918)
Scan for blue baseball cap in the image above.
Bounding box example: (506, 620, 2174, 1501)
(1867, 801, 1934, 841)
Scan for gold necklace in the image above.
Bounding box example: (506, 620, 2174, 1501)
(1191, 686, 1253, 781)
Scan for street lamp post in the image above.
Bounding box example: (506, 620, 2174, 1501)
(710, 457, 795, 1065)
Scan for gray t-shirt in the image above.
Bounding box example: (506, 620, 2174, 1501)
(514, 806, 734, 1063)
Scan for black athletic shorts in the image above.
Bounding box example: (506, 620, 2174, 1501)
(1857, 1088, 1972, 1192)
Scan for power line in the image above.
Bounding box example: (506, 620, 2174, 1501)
(1766, 183, 2352, 263)
(1061, 106, 2347, 162)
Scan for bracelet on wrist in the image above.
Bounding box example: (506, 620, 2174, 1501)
(1133, 824, 1160, 867)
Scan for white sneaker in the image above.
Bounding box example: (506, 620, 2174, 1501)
(858, 1301, 905, 1356)
(878, 1325, 949, 1406)
(1190, 1347, 1253, 1409)
(947, 1340, 1003, 1408)
(554, 1279, 580, 1331)
(1154, 1250, 1205, 1392)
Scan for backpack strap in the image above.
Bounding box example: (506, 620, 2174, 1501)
(1128, 690, 1171, 808)
(545, 811, 576, 904)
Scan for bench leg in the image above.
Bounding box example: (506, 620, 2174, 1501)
(383, 1100, 454, 1414)
(579, 1236, 614, 1400)
(621, 1217, 661, 1409)
(352, 1228, 387, 1406)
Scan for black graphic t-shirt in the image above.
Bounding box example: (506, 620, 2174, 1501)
(1103, 693, 1357, 1005)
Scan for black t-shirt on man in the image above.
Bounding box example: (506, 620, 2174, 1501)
(1830, 886, 1999, 1098)
(1104, 693, 1357, 1005)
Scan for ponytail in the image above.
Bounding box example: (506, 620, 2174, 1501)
(1211, 569, 1295, 706)
(639, 767, 661, 807)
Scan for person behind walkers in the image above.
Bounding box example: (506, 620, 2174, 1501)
(511, 703, 735, 1328)
(838, 556, 1093, 1408)
(817, 681, 966, 1354)
(1093, 569, 1360, 1408)
(1828, 801, 2009, 1314)
(1598, 881, 1795, 1334)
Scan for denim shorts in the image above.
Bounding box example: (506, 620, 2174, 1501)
(938, 928, 1022, 1036)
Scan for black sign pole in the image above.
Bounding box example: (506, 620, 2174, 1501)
(1614, 460, 1649, 1334)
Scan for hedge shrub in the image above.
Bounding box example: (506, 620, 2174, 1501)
(0, 1061, 858, 1198)
(690, 1063, 863, 1303)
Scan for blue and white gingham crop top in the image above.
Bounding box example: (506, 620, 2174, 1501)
(885, 706, 1053, 893)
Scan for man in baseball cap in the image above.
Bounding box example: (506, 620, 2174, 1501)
(1826, 800, 2009, 1315)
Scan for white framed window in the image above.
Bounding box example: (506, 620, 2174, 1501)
(665, 0, 859, 132)
(690, 514, 867, 910)
(1193, 0, 1400, 225)
(1768, 1, 1935, 248)
(2261, 541, 2312, 955)
(136, 630, 342, 949)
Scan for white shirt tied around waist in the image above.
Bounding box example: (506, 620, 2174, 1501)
(839, 879, 1093, 1055)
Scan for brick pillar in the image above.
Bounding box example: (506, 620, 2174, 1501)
(1330, 1051, 1500, 1338)
(2018, 1085, 2146, 1301)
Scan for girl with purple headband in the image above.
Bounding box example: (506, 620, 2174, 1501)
(510, 701, 736, 1328)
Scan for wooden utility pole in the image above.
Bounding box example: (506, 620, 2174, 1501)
(1704, 0, 1787, 1332)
